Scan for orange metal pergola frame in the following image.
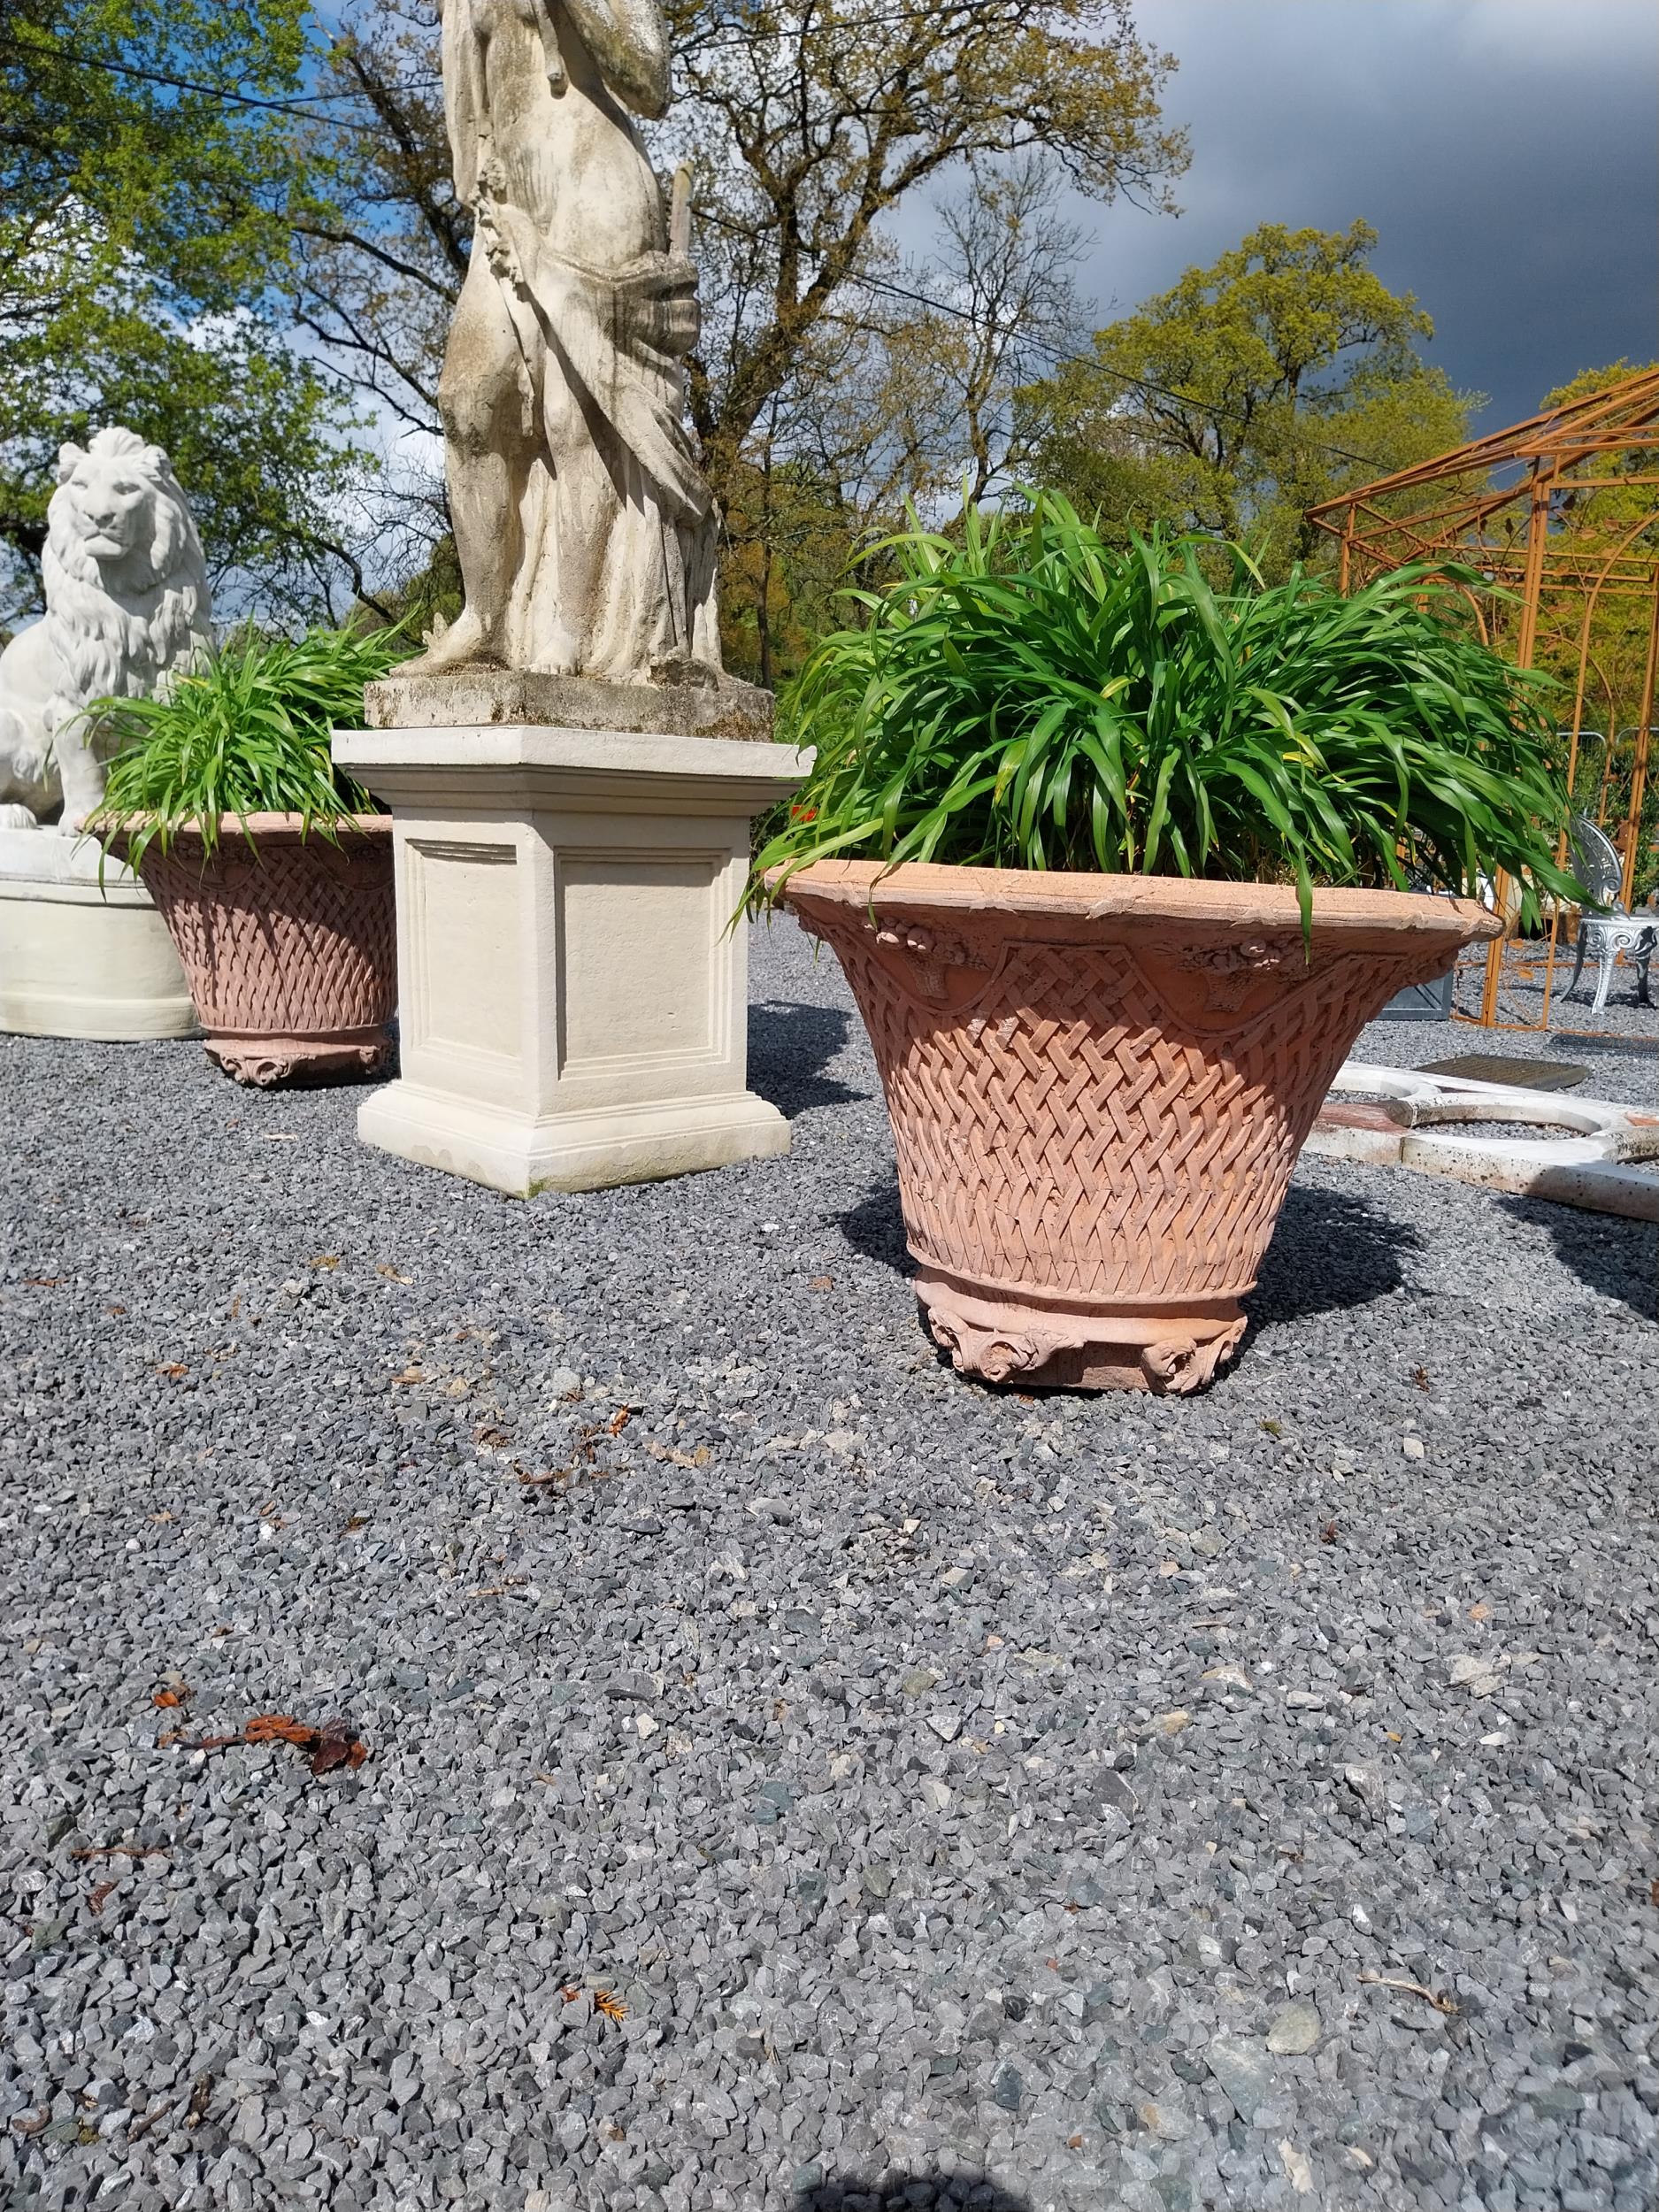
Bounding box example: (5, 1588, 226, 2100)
(1309, 368, 1659, 1034)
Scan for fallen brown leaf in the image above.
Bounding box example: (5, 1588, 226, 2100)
(1470, 1601, 1491, 1621)
(342, 1514, 368, 1533)
(149, 1510, 174, 1525)
(165, 1713, 369, 1775)
(242, 1715, 302, 1743)
(594, 1990, 627, 2022)
(151, 1686, 191, 1709)
(1067, 2134, 1085, 2149)
(390, 1367, 425, 1386)
(809, 1275, 833, 1291)
(88, 1880, 117, 1914)
(310, 1254, 340, 1271)
(1414, 1365, 1432, 1390)
(156, 1363, 189, 1379)
(518, 1466, 572, 1487)
(105, 1303, 127, 1316)
(376, 1263, 412, 1284)
(606, 1407, 632, 1437)
(24, 1277, 63, 1287)
(307, 1723, 366, 1775)
(1319, 1521, 1339, 1546)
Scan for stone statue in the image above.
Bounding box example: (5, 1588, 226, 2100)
(0, 428, 211, 829)
(406, 0, 721, 687)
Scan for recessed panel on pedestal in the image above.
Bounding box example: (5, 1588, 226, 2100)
(557, 852, 721, 1078)
(408, 838, 522, 1062)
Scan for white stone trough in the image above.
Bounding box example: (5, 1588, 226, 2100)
(1307, 1063, 1659, 1222)
(0, 826, 195, 1041)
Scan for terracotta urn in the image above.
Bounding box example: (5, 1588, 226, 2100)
(776, 860, 1500, 1394)
(130, 814, 396, 1085)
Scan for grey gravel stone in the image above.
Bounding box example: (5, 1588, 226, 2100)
(1, 917, 1656, 2212)
(1205, 2037, 1275, 2122)
(1266, 2001, 1323, 2056)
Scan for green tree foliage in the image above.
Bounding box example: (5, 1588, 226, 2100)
(0, 0, 369, 622)
(1018, 220, 1473, 577)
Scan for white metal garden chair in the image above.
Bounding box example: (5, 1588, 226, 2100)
(1564, 814, 1657, 1015)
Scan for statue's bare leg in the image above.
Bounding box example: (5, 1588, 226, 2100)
(404, 262, 536, 674)
(530, 422, 622, 677)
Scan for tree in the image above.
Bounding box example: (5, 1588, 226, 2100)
(0, 0, 369, 623)
(660, 0, 1180, 488)
(285, 0, 1185, 632)
(716, 160, 1087, 681)
(1018, 220, 1474, 577)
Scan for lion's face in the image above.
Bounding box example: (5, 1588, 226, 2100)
(58, 451, 157, 566)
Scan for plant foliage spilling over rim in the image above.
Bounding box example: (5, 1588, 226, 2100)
(90, 621, 407, 869)
(749, 495, 1582, 933)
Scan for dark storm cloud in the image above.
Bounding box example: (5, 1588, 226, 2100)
(1068, 0, 1658, 436)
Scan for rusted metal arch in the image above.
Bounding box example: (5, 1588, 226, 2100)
(1308, 366, 1659, 1033)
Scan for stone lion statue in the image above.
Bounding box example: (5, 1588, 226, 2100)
(0, 428, 212, 830)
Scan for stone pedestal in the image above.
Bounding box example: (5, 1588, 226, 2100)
(0, 828, 196, 1041)
(331, 709, 810, 1196)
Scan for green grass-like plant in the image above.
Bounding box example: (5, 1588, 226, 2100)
(749, 496, 1581, 931)
(91, 621, 407, 869)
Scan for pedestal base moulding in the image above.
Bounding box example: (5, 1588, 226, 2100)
(776, 862, 1499, 1394)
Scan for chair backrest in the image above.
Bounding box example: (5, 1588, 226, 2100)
(1570, 813, 1626, 912)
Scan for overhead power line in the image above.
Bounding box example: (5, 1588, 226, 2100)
(20, 27, 1392, 478)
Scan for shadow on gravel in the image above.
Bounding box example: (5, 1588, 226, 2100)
(750, 1000, 864, 1116)
(1246, 1183, 1424, 1329)
(837, 1176, 915, 1275)
(796, 2180, 1032, 2212)
(1495, 1194, 1658, 1316)
(845, 1176, 1421, 1335)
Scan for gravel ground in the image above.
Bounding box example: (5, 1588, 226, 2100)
(3, 915, 1657, 2212)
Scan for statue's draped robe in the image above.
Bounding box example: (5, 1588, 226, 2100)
(442, 1, 718, 678)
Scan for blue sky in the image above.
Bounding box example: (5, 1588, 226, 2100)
(1048, 0, 1658, 438)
